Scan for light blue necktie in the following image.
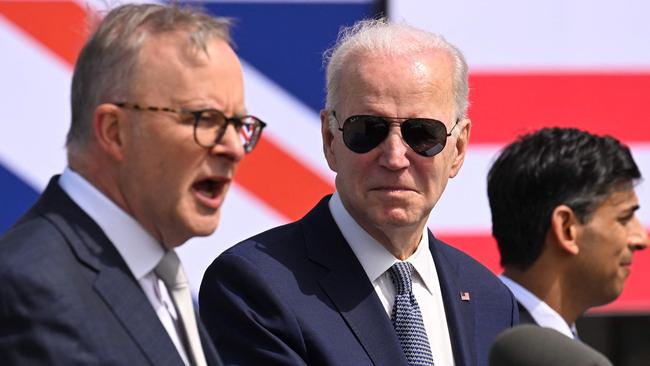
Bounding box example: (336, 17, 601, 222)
(389, 262, 435, 366)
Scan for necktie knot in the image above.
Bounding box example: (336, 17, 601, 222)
(155, 250, 186, 290)
(389, 262, 413, 295)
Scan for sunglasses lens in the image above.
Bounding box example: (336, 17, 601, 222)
(402, 119, 448, 157)
(340, 114, 450, 157)
(342, 116, 389, 153)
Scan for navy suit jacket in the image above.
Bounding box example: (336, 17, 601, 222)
(200, 196, 518, 366)
(0, 177, 222, 366)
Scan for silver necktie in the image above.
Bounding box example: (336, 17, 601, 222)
(155, 250, 207, 366)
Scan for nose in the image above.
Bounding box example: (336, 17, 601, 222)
(377, 123, 410, 170)
(210, 122, 245, 162)
(628, 217, 649, 251)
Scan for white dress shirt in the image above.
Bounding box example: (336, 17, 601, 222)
(499, 275, 578, 339)
(329, 192, 455, 365)
(59, 167, 191, 365)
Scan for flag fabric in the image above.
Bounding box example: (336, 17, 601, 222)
(391, 0, 650, 312)
(1, 0, 648, 312)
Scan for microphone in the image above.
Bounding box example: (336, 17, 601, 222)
(489, 325, 613, 366)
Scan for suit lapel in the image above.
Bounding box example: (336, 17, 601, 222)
(38, 178, 184, 366)
(303, 197, 408, 366)
(429, 233, 476, 366)
(93, 265, 183, 365)
(318, 263, 407, 366)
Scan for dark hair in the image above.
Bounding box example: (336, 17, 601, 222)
(487, 127, 641, 270)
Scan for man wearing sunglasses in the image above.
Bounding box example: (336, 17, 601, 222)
(0, 4, 265, 365)
(200, 19, 517, 366)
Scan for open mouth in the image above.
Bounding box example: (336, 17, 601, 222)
(192, 178, 223, 199)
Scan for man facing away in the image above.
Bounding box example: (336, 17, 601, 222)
(488, 127, 648, 339)
(200, 18, 518, 366)
(0, 3, 266, 365)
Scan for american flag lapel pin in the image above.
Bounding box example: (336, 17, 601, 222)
(460, 291, 470, 301)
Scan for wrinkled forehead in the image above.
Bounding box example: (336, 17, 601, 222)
(129, 32, 241, 94)
(135, 30, 227, 71)
(338, 50, 456, 114)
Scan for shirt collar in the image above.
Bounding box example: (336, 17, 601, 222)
(58, 167, 165, 280)
(499, 275, 578, 339)
(328, 192, 436, 294)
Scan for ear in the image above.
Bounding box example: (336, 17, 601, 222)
(321, 109, 338, 172)
(549, 205, 580, 255)
(448, 118, 471, 178)
(92, 103, 127, 162)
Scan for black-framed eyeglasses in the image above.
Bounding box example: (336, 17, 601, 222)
(332, 111, 459, 157)
(114, 102, 267, 153)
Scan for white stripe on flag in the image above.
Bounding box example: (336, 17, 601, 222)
(0, 17, 69, 190)
(390, 0, 650, 69)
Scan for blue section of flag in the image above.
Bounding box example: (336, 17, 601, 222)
(204, 2, 377, 114)
(0, 164, 38, 234)
(0, 2, 378, 236)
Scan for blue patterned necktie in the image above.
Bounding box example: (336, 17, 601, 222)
(389, 262, 435, 366)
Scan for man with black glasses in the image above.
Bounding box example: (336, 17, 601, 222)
(200, 18, 517, 366)
(0, 3, 265, 365)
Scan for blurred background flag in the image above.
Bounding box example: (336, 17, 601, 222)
(1, 0, 648, 315)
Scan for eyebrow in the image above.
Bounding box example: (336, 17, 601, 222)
(233, 110, 248, 119)
(620, 204, 640, 216)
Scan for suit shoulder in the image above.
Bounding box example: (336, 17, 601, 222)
(434, 238, 509, 291)
(220, 220, 304, 259)
(203, 219, 319, 293)
(0, 220, 81, 313)
(0, 213, 67, 270)
(435, 239, 487, 268)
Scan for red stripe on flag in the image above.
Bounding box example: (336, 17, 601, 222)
(438, 232, 650, 313)
(469, 73, 650, 143)
(236, 137, 334, 221)
(0, 0, 335, 222)
(7, 3, 648, 312)
(0, 1, 89, 66)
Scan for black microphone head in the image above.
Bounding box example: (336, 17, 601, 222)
(489, 325, 613, 366)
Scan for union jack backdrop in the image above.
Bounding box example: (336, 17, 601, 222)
(1, 0, 648, 312)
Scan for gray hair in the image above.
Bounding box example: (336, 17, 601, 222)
(323, 18, 469, 127)
(66, 3, 231, 151)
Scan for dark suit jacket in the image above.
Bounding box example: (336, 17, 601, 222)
(199, 196, 518, 366)
(517, 301, 537, 325)
(0, 177, 222, 366)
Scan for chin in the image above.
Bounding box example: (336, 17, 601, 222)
(380, 208, 423, 225)
(599, 287, 623, 306)
(173, 214, 219, 242)
(374, 216, 419, 230)
(191, 220, 220, 237)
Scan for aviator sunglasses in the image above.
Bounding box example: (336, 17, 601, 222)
(332, 111, 459, 157)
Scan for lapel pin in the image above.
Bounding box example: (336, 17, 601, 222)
(460, 291, 470, 301)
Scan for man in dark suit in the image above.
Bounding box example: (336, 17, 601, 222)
(0, 3, 266, 365)
(488, 128, 648, 339)
(200, 18, 518, 366)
